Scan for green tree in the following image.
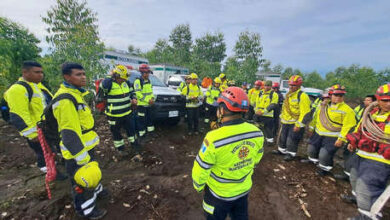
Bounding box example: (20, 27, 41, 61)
(282, 67, 294, 80)
(0, 16, 41, 97)
(191, 32, 226, 79)
(42, 0, 106, 90)
(169, 23, 192, 66)
(144, 38, 174, 64)
(261, 59, 272, 72)
(304, 71, 325, 89)
(272, 64, 284, 74)
(127, 44, 142, 56)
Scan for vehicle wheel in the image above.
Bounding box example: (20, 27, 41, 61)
(167, 117, 180, 126)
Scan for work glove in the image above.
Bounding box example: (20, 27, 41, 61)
(346, 132, 361, 149)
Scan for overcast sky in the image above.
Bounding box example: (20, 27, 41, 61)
(1, 0, 389, 74)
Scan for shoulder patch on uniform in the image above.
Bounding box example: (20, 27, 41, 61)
(201, 144, 207, 153)
(204, 138, 209, 147)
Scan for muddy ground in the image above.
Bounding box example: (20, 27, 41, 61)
(0, 117, 389, 220)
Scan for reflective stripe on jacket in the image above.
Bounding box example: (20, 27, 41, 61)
(134, 78, 154, 106)
(254, 90, 279, 117)
(192, 119, 264, 201)
(4, 77, 52, 139)
(53, 83, 99, 163)
(100, 79, 132, 117)
(280, 89, 311, 127)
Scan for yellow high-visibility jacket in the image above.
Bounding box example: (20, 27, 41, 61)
(134, 78, 154, 107)
(177, 82, 186, 93)
(254, 90, 279, 117)
(205, 86, 220, 105)
(181, 83, 203, 108)
(53, 83, 99, 165)
(248, 88, 261, 107)
(280, 89, 311, 127)
(220, 80, 228, 92)
(309, 101, 356, 142)
(192, 119, 264, 201)
(4, 77, 52, 140)
(354, 105, 364, 121)
(100, 79, 132, 117)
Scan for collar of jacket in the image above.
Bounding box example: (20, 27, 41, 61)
(290, 88, 301, 95)
(63, 81, 86, 93)
(262, 89, 272, 94)
(329, 101, 345, 108)
(221, 118, 245, 127)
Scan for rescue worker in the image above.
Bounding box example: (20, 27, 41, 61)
(204, 77, 221, 124)
(273, 75, 311, 161)
(192, 86, 264, 219)
(53, 62, 108, 219)
(241, 82, 249, 93)
(4, 61, 66, 179)
(177, 75, 191, 93)
(254, 80, 279, 145)
(303, 85, 356, 176)
(219, 73, 228, 92)
(99, 65, 138, 156)
(272, 82, 284, 137)
(181, 73, 203, 135)
(354, 95, 376, 121)
(134, 64, 155, 139)
(247, 80, 262, 121)
(228, 80, 236, 87)
(345, 83, 390, 220)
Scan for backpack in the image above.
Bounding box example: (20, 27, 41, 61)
(38, 93, 78, 146)
(1, 81, 33, 122)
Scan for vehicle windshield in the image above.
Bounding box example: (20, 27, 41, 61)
(168, 75, 185, 86)
(282, 80, 289, 88)
(129, 71, 167, 87)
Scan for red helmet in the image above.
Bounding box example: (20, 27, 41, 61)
(272, 82, 280, 88)
(254, 80, 262, 86)
(139, 64, 150, 74)
(331, 84, 346, 94)
(376, 83, 390, 100)
(288, 75, 303, 86)
(217, 87, 249, 113)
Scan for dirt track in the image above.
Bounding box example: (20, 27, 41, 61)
(0, 117, 389, 220)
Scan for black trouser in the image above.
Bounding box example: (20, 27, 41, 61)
(27, 139, 46, 168)
(108, 113, 136, 151)
(205, 104, 217, 122)
(307, 132, 338, 171)
(278, 123, 305, 156)
(65, 149, 104, 217)
(187, 107, 200, 132)
(203, 186, 248, 220)
(273, 107, 281, 137)
(343, 147, 356, 176)
(137, 106, 154, 137)
(246, 106, 255, 120)
(254, 116, 274, 139)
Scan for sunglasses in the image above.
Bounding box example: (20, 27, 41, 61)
(333, 94, 344, 97)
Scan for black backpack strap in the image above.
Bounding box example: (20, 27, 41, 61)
(16, 81, 33, 102)
(298, 90, 303, 103)
(45, 93, 78, 116)
(269, 91, 274, 100)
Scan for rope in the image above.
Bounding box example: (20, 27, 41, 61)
(319, 100, 342, 132)
(361, 101, 390, 144)
(37, 125, 57, 200)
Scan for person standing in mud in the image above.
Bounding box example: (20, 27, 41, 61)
(192, 87, 264, 219)
(52, 62, 108, 219)
(345, 83, 390, 220)
(3, 61, 67, 179)
(302, 84, 356, 176)
(181, 73, 203, 135)
(99, 65, 139, 157)
(254, 80, 279, 145)
(272, 75, 311, 161)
